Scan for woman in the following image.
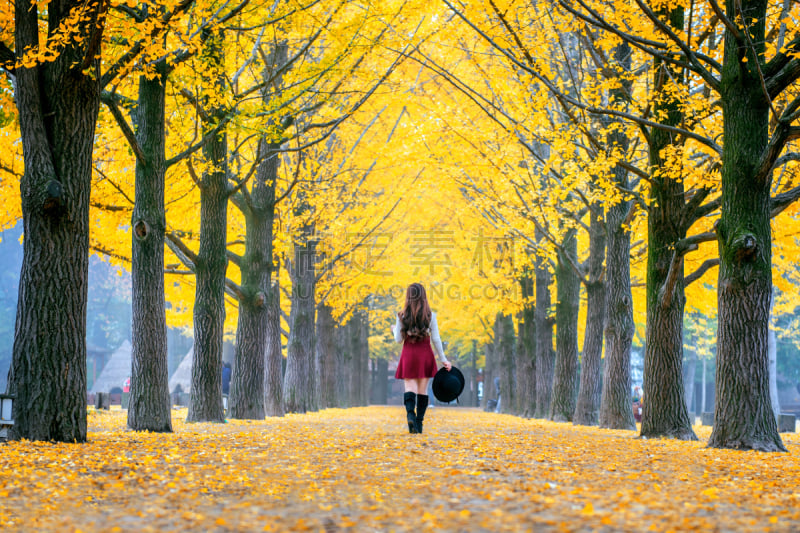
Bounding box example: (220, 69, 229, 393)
(392, 283, 451, 434)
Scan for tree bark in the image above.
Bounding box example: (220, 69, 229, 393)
(371, 357, 388, 405)
(517, 274, 536, 417)
(534, 230, 555, 418)
(574, 203, 606, 426)
(683, 347, 697, 419)
(769, 325, 780, 418)
(550, 230, 580, 422)
(482, 342, 495, 411)
(471, 341, 480, 407)
(495, 312, 515, 414)
(188, 30, 228, 423)
(8, 0, 103, 441)
(335, 322, 350, 407)
(599, 41, 636, 431)
(358, 309, 371, 406)
(346, 309, 370, 407)
(709, 0, 784, 451)
(316, 302, 337, 409)
(264, 276, 284, 416)
(640, 5, 697, 441)
(127, 59, 172, 432)
(229, 42, 287, 420)
(283, 225, 318, 413)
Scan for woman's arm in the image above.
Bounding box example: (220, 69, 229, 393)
(392, 313, 403, 343)
(430, 313, 451, 369)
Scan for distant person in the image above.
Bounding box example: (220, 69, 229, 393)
(632, 386, 643, 423)
(392, 283, 451, 434)
(123, 377, 130, 393)
(222, 362, 232, 395)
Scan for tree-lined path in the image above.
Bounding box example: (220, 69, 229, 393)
(1, 406, 799, 532)
(3, 2, 800, 530)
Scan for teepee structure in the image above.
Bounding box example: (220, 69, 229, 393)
(89, 340, 132, 394)
(168, 347, 193, 394)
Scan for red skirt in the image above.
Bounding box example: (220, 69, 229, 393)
(395, 337, 437, 379)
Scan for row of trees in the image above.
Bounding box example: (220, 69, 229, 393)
(402, 0, 800, 452)
(0, 0, 432, 440)
(2, 0, 800, 453)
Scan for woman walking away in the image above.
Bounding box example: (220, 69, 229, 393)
(392, 283, 451, 433)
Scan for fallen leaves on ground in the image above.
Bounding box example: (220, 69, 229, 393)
(1, 406, 799, 532)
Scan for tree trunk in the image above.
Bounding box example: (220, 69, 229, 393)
(283, 226, 317, 413)
(8, 0, 103, 442)
(709, 0, 784, 452)
(316, 303, 337, 409)
(599, 41, 636, 431)
(471, 341, 480, 407)
(335, 323, 350, 407)
(128, 61, 172, 432)
(550, 230, 580, 422)
(574, 204, 606, 426)
(346, 310, 369, 407)
(517, 274, 536, 417)
(701, 358, 707, 414)
(495, 312, 515, 414)
(372, 357, 388, 405)
(264, 277, 284, 416)
(227, 143, 276, 420)
(534, 230, 555, 418)
(769, 325, 780, 418)
(229, 42, 287, 420)
(683, 348, 697, 420)
(640, 5, 696, 441)
(358, 309, 370, 406)
(482, 342, 495, 411)
(348, 314, 360, 408)
(460, 340, 476, 407)
(188, 30, 228, 423)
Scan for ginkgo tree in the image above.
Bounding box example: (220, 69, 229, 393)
(556, 0, 800, 452)
(1, 0, 108, 442)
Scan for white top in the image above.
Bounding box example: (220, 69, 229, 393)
(392, 311, 449, 364)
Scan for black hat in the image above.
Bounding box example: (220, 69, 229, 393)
(432, 366, 465, 403)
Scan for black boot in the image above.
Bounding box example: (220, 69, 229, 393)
(403, 392, 417, 433)
(415, 394, 429, 434)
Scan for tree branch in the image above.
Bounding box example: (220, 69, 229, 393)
(112, 4, 144, 22)
(225, 279, 245, 301)
(680, 186, 714, 229)
(0, 41, 15, 74)
(559, 0, 721, 87)
(633, 0, 720, 90)
(706, 0, 743, 43)
(227, 250, 243, 269)
(101, 91, 147, 165)
(165, 232, 200, 270)
(91, 244, 131, 264)
(684, 258, 720, 286)
(659, 250, 683, 309)
(81, 0, 108, 71)
(100, 0, 194, 88)
(755, 115, 800, 184)
(771, 183, 800, 217)
(676, 231, 717, 253)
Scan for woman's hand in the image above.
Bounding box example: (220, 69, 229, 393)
(443, 361, 452, 371)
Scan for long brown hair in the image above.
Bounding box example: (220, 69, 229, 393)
(400, 283, 432, 343)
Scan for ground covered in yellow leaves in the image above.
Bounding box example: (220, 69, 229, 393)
(1, 406, 799, 532)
